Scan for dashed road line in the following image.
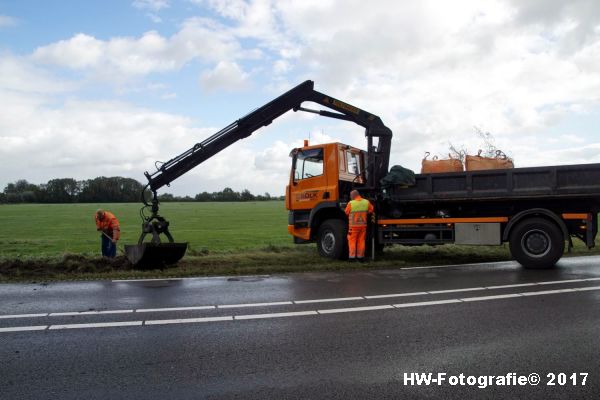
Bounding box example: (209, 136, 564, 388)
(461, 293, 523, 302)
(0, 325, 48, 333)
(49, 310, 133, 316)
(217, 301, 293, 309)
(294, 296, 363, 304)
(2, 285, 600, 333)
(3, 277, 600, 321)
(235, 311, 318, 320)
(49, 321, 143, 330)
(0, 313, 48, 319)
(145, 316, 232, 325)
(428, 287, 486, 294)
(394, 299, 462, 308)
(136, 306, 215, 313)
(317, 305, 394, 314)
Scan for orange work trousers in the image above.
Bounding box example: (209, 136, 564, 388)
(347, 227, 367, 259)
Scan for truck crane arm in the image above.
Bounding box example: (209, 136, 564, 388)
(144, 80, 392, 193)
(127, 80, 392, 267)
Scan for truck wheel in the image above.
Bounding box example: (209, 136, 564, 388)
(509, 217, 564, 269)
(317, 219, 347, 260)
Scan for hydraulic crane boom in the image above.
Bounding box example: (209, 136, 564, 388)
(126, 80, 393, 267)
(144, 80, 392, 193)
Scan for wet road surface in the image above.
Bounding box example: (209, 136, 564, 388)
(1, 256, 600, 399)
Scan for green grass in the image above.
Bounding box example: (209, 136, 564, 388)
(0, 201, 290, 257)
(1, 201, 600, 282)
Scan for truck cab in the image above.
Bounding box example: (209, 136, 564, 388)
(286, 141, 367, 258)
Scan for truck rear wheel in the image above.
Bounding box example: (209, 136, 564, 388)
(316, 219, 347, 260)
(509, 217, 564, 269)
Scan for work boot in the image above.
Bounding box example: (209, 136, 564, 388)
(348, 258, 356, 263)
(357, 258, 366, 263)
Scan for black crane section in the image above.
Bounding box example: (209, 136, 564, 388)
(145, 80, 392, 192)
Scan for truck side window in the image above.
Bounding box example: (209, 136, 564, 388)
(297, 148, 324, 180)
(347, 151, 361, 175)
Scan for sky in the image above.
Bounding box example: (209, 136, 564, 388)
(1, 0, 600, 196)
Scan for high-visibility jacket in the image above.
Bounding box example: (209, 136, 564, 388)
(344, 196, 374, 227)
(95, 211, 121, 240)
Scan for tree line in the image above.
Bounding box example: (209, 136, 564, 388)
(0, 177, 283, 204)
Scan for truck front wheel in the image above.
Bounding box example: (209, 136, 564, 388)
(509, 217, 564, 269)
(316, 219, 347, 260)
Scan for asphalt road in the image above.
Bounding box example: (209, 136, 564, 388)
(2, 256, 600, 399)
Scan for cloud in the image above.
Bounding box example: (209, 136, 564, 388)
(199, 61, 250, 91)
(32, 18, 249, 79)
(0, 54, 76, 93)
(0, 15, 17, 27)
(132, 0, 169, 11)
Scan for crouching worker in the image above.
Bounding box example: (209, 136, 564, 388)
(344, 190, 374, 262)
(95, 209, 120, 258)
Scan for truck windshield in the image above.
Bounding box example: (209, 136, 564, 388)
(295, 148, 324, 180)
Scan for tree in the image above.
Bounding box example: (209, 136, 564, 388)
(78, 177, 144, 202)
(215, 187, 240, 202)
(240, 189, 255, 201)
(41, 178, 80, 203)
(3, 180, 41, 203)
(195, 191, 213, 202)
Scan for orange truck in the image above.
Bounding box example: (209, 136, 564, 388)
(127, 81, 600, 270)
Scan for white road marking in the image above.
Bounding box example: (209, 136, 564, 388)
(538, 279, 587, 285)
(136, 306, 215, 313)
(0, 325, 47, 333)
(486, 283, 537, 289)
(49, 310, 133, 316)
(49, 321, 143, 330)
(3, 277, 600, 321)
(3, 283, 600, 333)
(461, 293, 523, 302)
(217, 301, 293, 309)
(235, 311, 318, 320)
(145, 316, 232, 325)
(317, 305, 394, 314)
(112, 278, 184, 282)
(521, 289, 575, 296)
(364, 291, 429, 299)
(393, 299, 463, 308)
(0, 313, 48, 319)
(428, 287, 486, 294)
(294, 296, 363, 304)
(574, 285, 600, 291)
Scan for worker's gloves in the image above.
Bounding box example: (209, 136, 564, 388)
(371, 214, 376, 223)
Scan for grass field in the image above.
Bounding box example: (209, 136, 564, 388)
(0, 201, 290, 257)
(1, 201, 599, 281)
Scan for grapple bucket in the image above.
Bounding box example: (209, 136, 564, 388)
(125, 242, 188, 269)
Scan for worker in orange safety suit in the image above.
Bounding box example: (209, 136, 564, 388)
(344, 190, 374, 261)
(95, 209, 121, 258)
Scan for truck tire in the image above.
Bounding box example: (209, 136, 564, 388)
(316, 219, 347, 260)
(509, 217, 564, 269)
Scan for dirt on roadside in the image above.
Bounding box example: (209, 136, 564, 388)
(0, 254, 133, 281)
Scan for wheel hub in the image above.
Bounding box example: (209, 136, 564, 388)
(322, 232, 336, 254)
(522, 229, 551, 258)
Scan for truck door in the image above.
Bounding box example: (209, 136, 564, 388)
(289, 147, 329, 210)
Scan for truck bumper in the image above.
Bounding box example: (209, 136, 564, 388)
(287, 225, 311, 242)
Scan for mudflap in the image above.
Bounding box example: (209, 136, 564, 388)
(124, 242, 188, 269)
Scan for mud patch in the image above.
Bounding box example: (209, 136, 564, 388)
(0, 253, 133, 281)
